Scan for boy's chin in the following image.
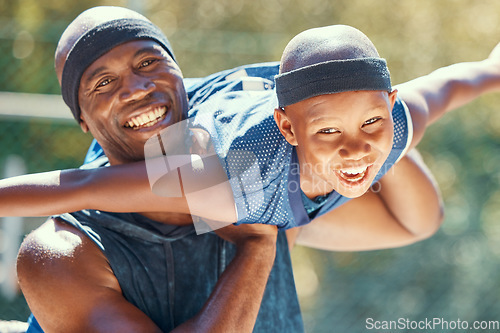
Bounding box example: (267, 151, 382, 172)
(334, 180, 374, 199)
(332, 171, 377, 198)
(336, 187, 369, 199)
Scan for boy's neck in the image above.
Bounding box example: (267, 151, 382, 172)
(299, 164, 336, 199)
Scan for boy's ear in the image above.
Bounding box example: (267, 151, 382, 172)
(274, 108, 298, 146)
(388, 89, 398, 109)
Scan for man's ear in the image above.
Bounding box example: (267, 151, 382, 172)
(274, 108, 298, 146)
(79, 114, 89, 133)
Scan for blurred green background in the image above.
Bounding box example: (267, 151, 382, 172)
(1, 0, 500, 332)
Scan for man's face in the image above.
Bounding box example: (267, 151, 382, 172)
(78, 40, 188, 164)
(278, 90, 396, 198)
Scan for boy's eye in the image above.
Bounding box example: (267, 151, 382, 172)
(363, 117, 382, 126)
(318, 128, 340, 134)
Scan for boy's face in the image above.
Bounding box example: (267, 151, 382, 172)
(77, 40, 188, 164)
(276, 90, 397, 198)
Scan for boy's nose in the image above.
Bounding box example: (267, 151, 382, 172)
(338, 137, 371, 160)
(120, 74, 156, 102)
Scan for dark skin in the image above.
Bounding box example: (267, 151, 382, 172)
(74, 40, 188, 165)
(274, 90, 397, 199)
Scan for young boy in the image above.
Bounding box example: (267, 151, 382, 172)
(2, 23, 496, 235)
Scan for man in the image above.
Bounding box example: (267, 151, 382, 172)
(11, 6, 447, 333)
(16, 7, 303, 333)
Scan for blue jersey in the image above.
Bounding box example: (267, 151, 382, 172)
(187, 63, 412, 229)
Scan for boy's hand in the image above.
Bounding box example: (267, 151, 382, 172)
(486, 42, 500, 75)
(488, 42, 500, 63)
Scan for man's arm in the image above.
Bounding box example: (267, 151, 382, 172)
(17, 219, 277, 333)
(291, 150, 443, 251)
(174, 223, 277, 332)
(397, 42, 500, 150)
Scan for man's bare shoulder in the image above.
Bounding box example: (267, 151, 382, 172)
(17, 217, 106, 271)
(16, 218, 129, 332)
(17, 217, 119, 291)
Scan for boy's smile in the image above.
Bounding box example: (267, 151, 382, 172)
(275, 89, 397, 199)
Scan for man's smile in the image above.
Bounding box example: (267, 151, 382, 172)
(124, 104, 169, 130)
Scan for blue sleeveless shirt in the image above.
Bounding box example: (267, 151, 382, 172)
(27, 207, 303, 332)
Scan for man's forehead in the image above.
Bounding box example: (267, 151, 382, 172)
(82, 40, 169, 79)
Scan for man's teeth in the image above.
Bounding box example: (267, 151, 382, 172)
(126, 107, 167, 129)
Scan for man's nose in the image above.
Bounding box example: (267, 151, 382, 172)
(120, 73, 156, 102)
(338, 135, 371, 160)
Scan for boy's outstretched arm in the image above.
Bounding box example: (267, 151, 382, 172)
(397, 42, 500, 149)
(0, 155, 237, 223)
(290, 149, 443, 251)
(0, 169, 99, 217)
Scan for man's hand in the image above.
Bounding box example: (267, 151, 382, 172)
(214, 223, 278, 247)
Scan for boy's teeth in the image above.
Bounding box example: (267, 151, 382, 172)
(338, 166, 369, 182)
(341, 166, 367, 174)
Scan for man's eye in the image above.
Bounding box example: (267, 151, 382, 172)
(99, 79, 111, 87)
(140, 59, 155, 68)
(94, 78, 113, 91)
(364, 117, 382, 126)
(318, 128, 339, 134)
